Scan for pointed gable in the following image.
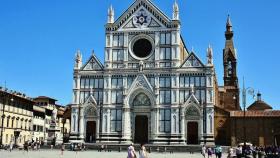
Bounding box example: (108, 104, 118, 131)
(81, 53, 104, 71)
(185, 93, 200, 106)
(107, 0, 172, 31)
(181, 52, 204, 68)
(127, 74, 154, 95)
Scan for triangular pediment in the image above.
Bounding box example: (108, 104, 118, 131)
(119, 6, 166, 31)
(81, 53, 104, 71)
(180, 52, 205, 68)
(127, 74, 154, 96)
(84, 94, 97, 106)
(108, 0, 171, 31)
(185, 93, 200, 105)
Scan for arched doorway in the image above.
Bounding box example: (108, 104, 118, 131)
(185, 106, 200, 145)
(132, 93, 151, 143)
(84, 105, 98, 143)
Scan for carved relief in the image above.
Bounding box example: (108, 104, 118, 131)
(133, 93, 151, 106)
(185, 106, 200, 117)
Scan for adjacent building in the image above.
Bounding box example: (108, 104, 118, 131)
(0, 87, 34, 146)
(33, 96, 70, 144)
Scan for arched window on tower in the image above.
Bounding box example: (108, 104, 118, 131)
(227, 60, 233, 77)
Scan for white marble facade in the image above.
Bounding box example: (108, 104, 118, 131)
(70, 0, 215, 145)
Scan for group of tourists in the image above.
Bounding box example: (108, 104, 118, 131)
(201, 145, 223, 158)
(127, 143, 148, 158)
(228, 145, 280, 158)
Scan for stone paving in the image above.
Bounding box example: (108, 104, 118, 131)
(0, 149, 214, 158)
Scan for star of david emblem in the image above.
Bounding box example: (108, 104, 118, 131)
(136, 13, 148, 25)
(133, 9, 151, 28)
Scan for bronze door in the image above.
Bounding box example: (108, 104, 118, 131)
(86, 121, 96, 143)
(187, 122, 198, 144)
(134, 116, 148, 144)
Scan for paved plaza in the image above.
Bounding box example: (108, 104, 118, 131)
(0, 149, 217, 158)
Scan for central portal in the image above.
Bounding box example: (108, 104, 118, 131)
(86, 121, 96, 143)
(134, 115, 148, 144)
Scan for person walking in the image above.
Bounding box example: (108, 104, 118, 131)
(216, 145, 222, 158)
(9, 141, 13, 152)
(202, 145, 206, 158)
(207, 147, 213, 158)
(139, 144, 147, 158)
(60, 143, 65, 156)
(127, 143, 136, 158)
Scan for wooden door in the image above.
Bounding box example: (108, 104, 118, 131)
(134, 116, 148, 143)
(86, 121, 96, 143)
(187, 122, 198, 144)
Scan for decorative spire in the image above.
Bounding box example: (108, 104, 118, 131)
(226, 14, 232, 31)
(107, 4, 115, 24)
(207, 44, 213, 65)
(225, 15, 233, 40)
(172, 0, 179, 20)
(74, 50, 82, 69)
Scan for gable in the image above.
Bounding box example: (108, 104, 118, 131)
(181, 53, 205, 68)
(81, 53, 104, 71)
(127, 74, 154, 94)
(119, 6, 166, 31)
(107, 0, 171, 31)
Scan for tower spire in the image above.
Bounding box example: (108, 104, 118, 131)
(207, 44, 213, 65)
(107, 4, 115, 24)
(173, 0, 179, 20)
(223, 15, 238, 87)
(74, 50, 82, 69)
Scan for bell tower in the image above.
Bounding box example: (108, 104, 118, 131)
(222, 15, 240, 110)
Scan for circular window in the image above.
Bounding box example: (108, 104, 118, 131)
(129, 35, 154, 60)
(133, 39, 152, 58)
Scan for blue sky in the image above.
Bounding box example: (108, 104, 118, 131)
(0, 0, 279, 109)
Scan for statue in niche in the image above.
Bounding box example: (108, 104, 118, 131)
(133, 93, 151, 106)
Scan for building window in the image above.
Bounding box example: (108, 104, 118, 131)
(160, 33, 171, 45)
(179, 90, 190, 104)
(112, 50, 123, 61)
(160, 48, 171, 60)
(110, 109, 122, 132)
(159, 109, 171, 133)
(160, 90, 171, 104)
(159, 77, 171, 104)
(111, 90, 123, 104)
(5, 134, 8, 143)
(127, 76, 136, 88)
(159, 77, 171, 88)
(113, 35, 124, 47)
(179, 76, 190, 87)
(6, 117, 10, 128)
(111, 78, 123, 89)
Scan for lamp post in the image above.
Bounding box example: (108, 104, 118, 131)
(242, 78, 254, 155)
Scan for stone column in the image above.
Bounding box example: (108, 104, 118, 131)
(151, 108, 156, 140)
(180, 107, 186, 142)
(79, 108, 85, 140)
(122, 107, 131, 144)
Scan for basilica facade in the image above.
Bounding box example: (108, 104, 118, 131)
(70, 0, 215, 145)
